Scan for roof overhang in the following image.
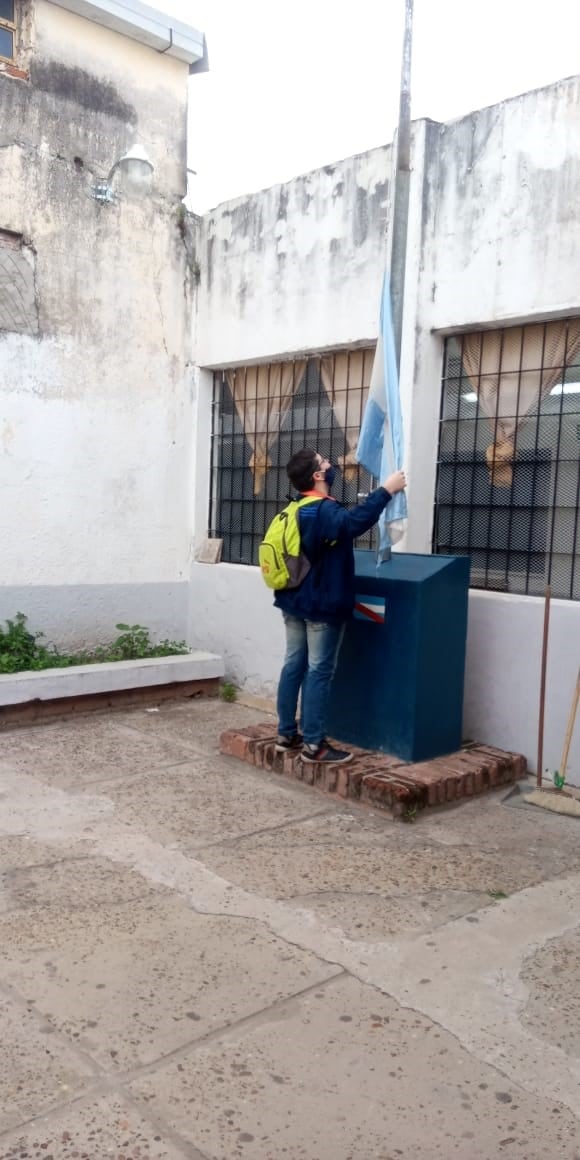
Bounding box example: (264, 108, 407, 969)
(46, 0, 206, 67)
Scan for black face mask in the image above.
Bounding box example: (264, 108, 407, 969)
(324, 465, 338, 489)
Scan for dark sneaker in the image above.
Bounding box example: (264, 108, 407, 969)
(275, 733, 303, 753)
(301, 741, 353, 765)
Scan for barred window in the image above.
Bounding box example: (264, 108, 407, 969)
(434, 321, 580, 600)
(209, 350, 376, 565)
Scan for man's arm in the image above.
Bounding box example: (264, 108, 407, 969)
(319, 470, 407, 541)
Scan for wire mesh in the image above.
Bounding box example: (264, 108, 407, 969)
(209, 351, 377, 565)
(434, 326, 580, 600)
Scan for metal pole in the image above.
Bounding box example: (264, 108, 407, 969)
(537, 585, 551, 788)
(390, 0, 414, 374)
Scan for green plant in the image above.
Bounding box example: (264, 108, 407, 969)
(0, 614, 189, 675)
(0, 612, 40, 672)
(221, 681, 237, 703)
(0, 613, 73, 673)
(82, 623, 189, 664)
(91, 623, 189, 662)
(488, 890, 508, 901)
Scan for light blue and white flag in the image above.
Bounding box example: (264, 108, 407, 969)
(356, 274, 407, 562)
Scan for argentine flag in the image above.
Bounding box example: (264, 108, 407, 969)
(356, 275, 407, 562)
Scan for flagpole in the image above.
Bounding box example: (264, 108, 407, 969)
(390, 0, 414, 375)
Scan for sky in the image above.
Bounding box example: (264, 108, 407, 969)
(156, 0, 580, 212)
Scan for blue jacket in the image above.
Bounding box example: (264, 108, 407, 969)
(274, 487, 392, 625)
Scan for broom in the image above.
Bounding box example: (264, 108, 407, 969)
(525, 591, 580, 816)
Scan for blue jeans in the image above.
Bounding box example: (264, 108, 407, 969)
(277, 614, 345, 747)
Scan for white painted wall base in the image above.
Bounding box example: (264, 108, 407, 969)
(464, 592, 579, 786)
(0, 651, 224, 707)
(191, 563, 284, 699)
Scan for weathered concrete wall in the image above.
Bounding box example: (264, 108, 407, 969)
(405, 79, 580, 783)
(192, 564, 283, 697)
(423, 77, 580, 333)
(196, 145, 392, 367)
(190, 142, 396, 556)
(464, 592, 579, 786)
(0, 0, 197, 647)
(406, 77, 580, 556)
(192, 77, 580, 781)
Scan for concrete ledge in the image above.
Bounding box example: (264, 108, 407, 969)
(0, 651, 224, 707)
(220, 724, 527, 820)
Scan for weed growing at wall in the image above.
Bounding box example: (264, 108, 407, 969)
(220, 681, 238, 703)
(0, 614, 189, 674)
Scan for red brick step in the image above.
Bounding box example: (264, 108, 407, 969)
(220, 724, 526, 820)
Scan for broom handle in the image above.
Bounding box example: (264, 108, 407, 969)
(537, 586, 551, 788)
(560, 669, 580, 782)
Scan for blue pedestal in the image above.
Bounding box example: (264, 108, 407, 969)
(326, 551, 470, 763)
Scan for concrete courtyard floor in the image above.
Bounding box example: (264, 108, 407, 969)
(0, 698, 579, 1160)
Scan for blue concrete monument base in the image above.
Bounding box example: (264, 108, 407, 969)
(326, 551, 470, 764)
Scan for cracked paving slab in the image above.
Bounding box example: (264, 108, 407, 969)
(419, 788, 580, 852)
(0, 835, 98, 872)
(66, 758, 332, 850)
(114, 700, 272, 754)
(190, 801, 580, 939)
(0, 1093, 195, 1160)
(130, 973, 580, 1160)
(0, 717, 197, 790)
(257, 887, 495, 941)
(519, 927, 580, 1059)
(0, 763, 579, 1120)
(0, 889, 338, 1072)
(208, 794, 580, 866)
(1, 707, 580, 1156)
(0, 853, 157, 914)
(196, 815, 578, 902)
(0, 991, 94, 1134)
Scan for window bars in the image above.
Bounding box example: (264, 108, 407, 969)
(209, 350, 376, 566)
(434, 321, 580, 600)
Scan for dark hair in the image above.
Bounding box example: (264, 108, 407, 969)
(286, 448, 319, 492)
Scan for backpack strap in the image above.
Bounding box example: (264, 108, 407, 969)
(296, 496, 329, 577)
(278, 495, 322, 564)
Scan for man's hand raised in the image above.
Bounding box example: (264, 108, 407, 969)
(384, 470, 407, 494)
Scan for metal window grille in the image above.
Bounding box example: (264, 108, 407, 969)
(433, 325, 580, 600)
(209, 351, 377, 565)
(0, 0, 15, 61)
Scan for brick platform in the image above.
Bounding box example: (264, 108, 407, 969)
(220, 723, 527, 820)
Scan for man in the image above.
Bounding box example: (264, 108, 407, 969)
(274, 448, 407, 765)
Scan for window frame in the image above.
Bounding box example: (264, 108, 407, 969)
(433, 324, 580, 602)
(0, 0, 16, 62)
(209, 350, 377, 567)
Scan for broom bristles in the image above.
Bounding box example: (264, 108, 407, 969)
(524, 790, 580, 817)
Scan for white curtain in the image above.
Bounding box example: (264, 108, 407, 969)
(320, 349, 374, 480)
(226, 361, 306, 495)
(462, 321, 580, 487)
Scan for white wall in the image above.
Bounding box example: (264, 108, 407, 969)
(192, 77, 580, 781)
(409, 78, 580, 779)
(406, 77, 580, 556)
(465, 593, 579, 786)
(196, 145, 392, 367)
(192, 564, 283, 698)
(0, 0, 196, 647)
(423, 77, 580, 332)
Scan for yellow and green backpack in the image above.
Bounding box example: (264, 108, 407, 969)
(259, 496, 324, 590)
